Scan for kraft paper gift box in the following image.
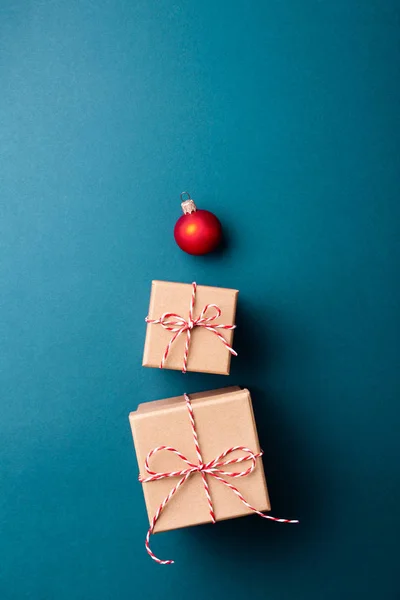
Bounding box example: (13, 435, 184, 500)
(142, 280, 238, 375)
(129, 387, 271, 535)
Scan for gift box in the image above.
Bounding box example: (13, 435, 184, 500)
(142, 280, 238, 375)
(129, 387, 271, 536)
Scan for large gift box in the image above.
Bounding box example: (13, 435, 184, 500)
(129, 387, 271, 536)
(142, 281, 238, 375)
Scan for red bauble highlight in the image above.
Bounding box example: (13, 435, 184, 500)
(174, 194, 223, 255)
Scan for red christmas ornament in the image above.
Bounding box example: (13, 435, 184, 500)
(174, 192, 223, 255)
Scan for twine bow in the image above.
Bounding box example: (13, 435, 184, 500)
(145, 282, 237, 373)
(139, 393, 299, 565)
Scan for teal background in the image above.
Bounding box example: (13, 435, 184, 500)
(1, 1, 399, 598)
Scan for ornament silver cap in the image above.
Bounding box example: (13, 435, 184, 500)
(180, 191, 197, 214)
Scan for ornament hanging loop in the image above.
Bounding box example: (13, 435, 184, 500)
(180, 191, 197, 215)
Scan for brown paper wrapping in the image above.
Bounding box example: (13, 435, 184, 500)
(142, 281, 238, 375)
(129, 387, 270, 533)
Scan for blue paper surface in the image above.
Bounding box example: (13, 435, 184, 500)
(0, 1, 399, 598)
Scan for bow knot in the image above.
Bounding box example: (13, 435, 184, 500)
(140, 446, 261, 484)
(145, 283, 237, 373)
(187, 318, 195, 330)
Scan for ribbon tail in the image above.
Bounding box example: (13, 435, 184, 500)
(203, 327, 238, 357)
(182, 327, 191, 373)
(144, 472, 192, 565)
(160, 327, 185, 369)
(211, 473, 299, 524)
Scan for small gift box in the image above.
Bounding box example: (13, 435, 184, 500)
(129, 387, 300, 565)
(142, 281, 238, 375)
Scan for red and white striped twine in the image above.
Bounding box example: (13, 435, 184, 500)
(139, 393, 299, 565)
(145, 282, 237, 373)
